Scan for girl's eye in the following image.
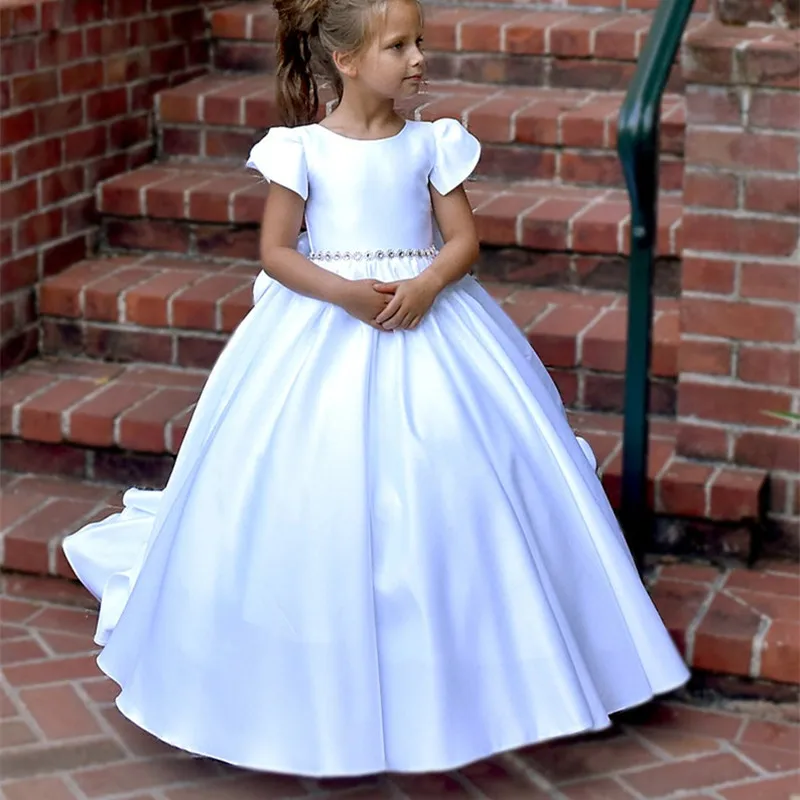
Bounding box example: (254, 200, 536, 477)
(392, 41, 404, 50)
(416, 37, 424, 48)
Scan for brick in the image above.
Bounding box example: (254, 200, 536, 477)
(685, 84, 743, 125)
(3, 778, 80, 800)
(572, 201, 628, 253)
(176, 334, 226, 368)
(86, 87, 129, 122)
(684, 170, 738, 210)
(83, 267, 153, 322)
(125, 270, 202, 327)
(721, 775, 800, 800)
(521, 198, 587, 250)
(68, 383, 155, 447)
(19, 685, 102, 740)
(744, 175, 800, 216)
(171, 275, 248, 330)
(735, 430, 800, 472)
(41, 166, 85, 207)
(679, 340, 733, 377)
(34, 97, 84, 138)
(658, 461, 715, 518)
(144, 173, 207, 218)
(109, 114, 149, 150)
(219, 286, 252, 332)
(681, 256, 736, 295)
(738, 346, 799, 389)
(65, 126, 108, 162)
(105, 218, 191, 254)
(0, 108, 35, 148)
(18, 379, 102, 443)
(60, 61, 104, 96)
(740, 261, 799, 303)
(678, 380, 792, 427)
(749, 89, 800, 131)
(474, 193, 539, 245)
(11, 71, 58, 107)
(99, 167, 172, 216)
(3, 498, 97, 574)
(17, 208, 63, 251)
(37, 28, 84, 67)
(625, 749, 757, 797)
(527, 305, 601, 367)
(759, 620, 800, 684)
(683, 211, 799, 258)
(709, 468, 766, 520)
(687, 128, 799, 173)
(0, 178, 38, 220)
(117, 388, 198, 452)
(15, 137, 62, 179)
(740, 37, 800, 90)
(650, 578, 711, 654)
(0, 439, 87, 480)
(85, 20, 128, 57)
(73, 756, 218, 798)
(84, 324, 173, 364)
(681, 297, 796, 343)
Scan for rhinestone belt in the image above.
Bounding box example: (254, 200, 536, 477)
(308, 247, 438, 262)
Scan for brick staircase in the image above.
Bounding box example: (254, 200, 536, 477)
(3, 0, 789, 682)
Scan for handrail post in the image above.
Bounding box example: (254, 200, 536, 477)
(616, 0, 693, 570)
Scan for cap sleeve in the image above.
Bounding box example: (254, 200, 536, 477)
(246, 127, 308, 201)
(429, 118, 481, 196)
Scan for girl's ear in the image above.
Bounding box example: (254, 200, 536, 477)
(333, 49, 358, 79)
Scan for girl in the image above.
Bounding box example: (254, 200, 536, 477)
(63, 0, 689, 778)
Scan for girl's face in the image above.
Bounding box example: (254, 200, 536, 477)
(353, 0, 425, 100)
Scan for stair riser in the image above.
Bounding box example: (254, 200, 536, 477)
(38, 316, 677, 416)
(212, 42, 685, 94)
(160, 127, 685, 191)
(95, 217, 683, 295)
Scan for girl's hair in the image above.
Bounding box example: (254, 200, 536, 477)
(273, 0, 388, 126)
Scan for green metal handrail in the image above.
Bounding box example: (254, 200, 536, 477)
(616, 0, 694, 568)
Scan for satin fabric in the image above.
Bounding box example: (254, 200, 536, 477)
(63, 120, 688, 776)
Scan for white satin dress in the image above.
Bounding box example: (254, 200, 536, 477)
(63, 118, 689, 777)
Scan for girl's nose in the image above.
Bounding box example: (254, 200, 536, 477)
(410, 46, 424, 67)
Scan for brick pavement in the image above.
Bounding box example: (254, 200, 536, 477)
(1, 572, 799, 800)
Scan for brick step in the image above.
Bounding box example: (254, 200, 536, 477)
(95, 163, 683, 293)
(210, 4, 701, 91)
(0, 469, 791, 686)
(35, 257, 679, 412)
(0, 358, 766, 531)
(158, 74, 685, 191)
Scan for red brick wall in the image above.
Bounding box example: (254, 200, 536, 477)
(0, 0, 218, 371)
(679, 22, 800, 550)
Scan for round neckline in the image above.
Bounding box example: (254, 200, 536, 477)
(314, 120, 409, 143)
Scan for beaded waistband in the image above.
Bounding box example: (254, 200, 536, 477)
(308, 247, 438, 262)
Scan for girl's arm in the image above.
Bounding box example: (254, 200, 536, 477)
(423, 183, 481, 292)
(374, 184, 480, 330)
(260, 184, 390, 327)
(260, 184, 349, 303)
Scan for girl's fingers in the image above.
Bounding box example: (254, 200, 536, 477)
(375, 297, 402, 324)
(373, 282, 398, 294)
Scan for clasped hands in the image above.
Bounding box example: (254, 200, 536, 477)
(343, 273, 441, 332)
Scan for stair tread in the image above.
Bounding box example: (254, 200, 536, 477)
(156, 73, 685, 150)
(96, 163, 684, 257)
(0, 356, 766, 523)
(37, 255, 680, 375)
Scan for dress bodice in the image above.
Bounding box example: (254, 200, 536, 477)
(247, 119, 481, 253)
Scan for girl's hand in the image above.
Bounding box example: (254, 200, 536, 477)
(373, 274, 441, 330)
(337, 279, 392, 329)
